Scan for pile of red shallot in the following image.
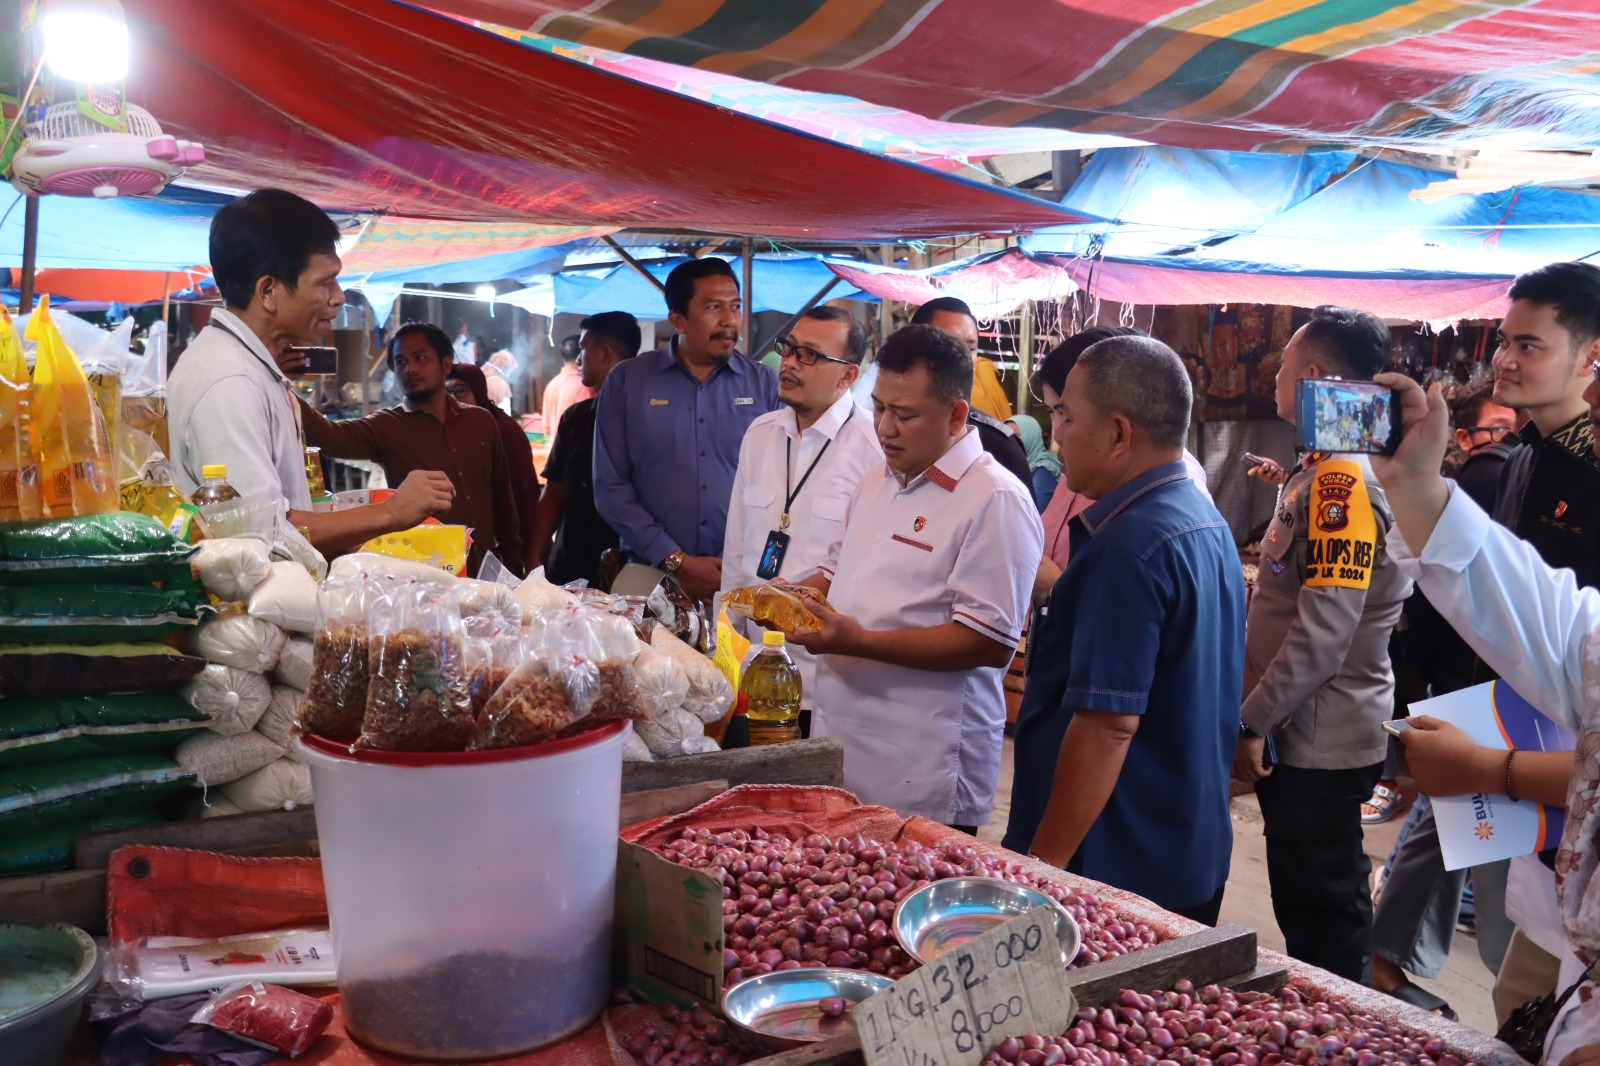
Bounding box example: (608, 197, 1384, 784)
(651, 827, 1161, 988)
(621, 1004, 753, 1066)
(980, 983, 1484, 1066)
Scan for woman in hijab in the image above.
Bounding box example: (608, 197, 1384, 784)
(1007, 414, 1060, 513)
(448, 363, 539, 571)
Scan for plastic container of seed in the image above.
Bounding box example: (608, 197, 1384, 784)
(294, 720, 626, 1061)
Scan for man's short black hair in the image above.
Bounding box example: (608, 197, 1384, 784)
(799, 305, 870, 364)
(1076, 335, 1193, 449)
(910, 296, 976, 327)
(664, 257, 738, 317)
(875, 324, 972, 405)
(387, 322, 454, 368)
(1300, 306, 1391, 379)
(580, 311, 642, 360)
(210, 189, 341, 311)
(1032, 326, 1143, 397)
(1447, 377, 1503, 430)
(1508, 262, 1600, 352)
(560, 334, 582, 362)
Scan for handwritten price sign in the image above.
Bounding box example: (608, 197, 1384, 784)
(855, 905, 1077, 1066)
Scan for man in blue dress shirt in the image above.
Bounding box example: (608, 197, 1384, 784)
(1002, 334, 1245, 923)
(593, 257, 780, 601)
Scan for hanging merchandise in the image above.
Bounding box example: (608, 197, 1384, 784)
(27, 297, 116, 517)
(122, 319, 170, 456)
(0, 306, 43, 523)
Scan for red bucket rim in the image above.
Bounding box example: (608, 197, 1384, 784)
(295, 719, 627, 766)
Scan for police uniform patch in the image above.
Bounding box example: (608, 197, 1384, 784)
(1305, 459, 1377, 591)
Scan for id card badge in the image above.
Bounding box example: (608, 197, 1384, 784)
(757, 530, 790, 580)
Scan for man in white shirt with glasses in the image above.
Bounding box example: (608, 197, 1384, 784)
(722, 307, 883, 727)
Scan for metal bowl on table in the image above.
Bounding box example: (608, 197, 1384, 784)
(893, 876, 1080, 967)
(722, 967, 893, 1051)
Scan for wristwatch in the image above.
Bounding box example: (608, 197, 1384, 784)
(661, 550, 687, 575)
(1239, 718, 1260, 739)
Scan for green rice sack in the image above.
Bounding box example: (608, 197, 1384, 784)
(0, 583, 206, 643)
(0, 754, 193, 840)
(0, 643, 206, 699)
(0, 512, 197, 583)
(0, 694, 206, 768)
(0, 812, 164, 876)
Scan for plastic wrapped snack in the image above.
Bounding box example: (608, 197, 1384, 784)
(631, 641, 690, 719)
(296, 571, 388, 742)
(192, 981, 334, 1058)
(468, 650, 599, 751)
(722, 582, 832, 636)
(120, 319, 169, 456)
(179, 665, 271, 737)
(192, 538, 272, 602)
(357, 584, 474, 752)
(191, 609, 287, 674)
(461, 636, 496, 722)
(329, 554, 521, 625)
(556, 606, 648, 726)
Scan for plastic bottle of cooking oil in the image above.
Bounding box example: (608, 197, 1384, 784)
(192, 464, 240, 506)
(740, 630, 802, 746)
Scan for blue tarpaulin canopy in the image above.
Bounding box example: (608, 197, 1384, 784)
(548, 254, 872, 318)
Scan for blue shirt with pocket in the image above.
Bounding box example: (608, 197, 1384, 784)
(1001, 461, 1244, 911)
(593, 342, 780, 564)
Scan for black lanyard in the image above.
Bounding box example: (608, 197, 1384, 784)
(780, 407, 852, 532)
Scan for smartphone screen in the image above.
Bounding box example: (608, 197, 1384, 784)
(287, 346, 339, 375)
(1382, 719, 1411, 737)
(1294, 378, 1400, 454)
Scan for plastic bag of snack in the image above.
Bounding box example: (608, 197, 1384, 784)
(120, 319, 169, 457)
(0, 307, 42, 524)
(468, 631, 599, 751)
(357, 583, 473, 752)
(27, 297, 116, 517)
(295, 570, 389, 742)
(722, 582, 832, 636)
(192, 981, 334, 1058)
(554, 605, 649, 725)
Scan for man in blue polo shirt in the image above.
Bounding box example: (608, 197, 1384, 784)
(593, 258, 780, 601)
(1002, 335, 1245, 923)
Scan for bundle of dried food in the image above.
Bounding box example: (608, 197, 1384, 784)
(295, 569, 390, 743)
(357, 584, 473, 752)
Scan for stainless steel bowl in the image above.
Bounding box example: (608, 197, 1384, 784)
(722, 967, 893, 1051)
(893, 876, 1080, 966)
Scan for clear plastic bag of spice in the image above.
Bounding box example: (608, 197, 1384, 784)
(357, 583, 475, 752)
(555, 604, 650, 727)
(295, 569, 391, 743)
(467, 630, 600, 751)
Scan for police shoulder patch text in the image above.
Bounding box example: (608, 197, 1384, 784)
(1304, 459, 1376, 591)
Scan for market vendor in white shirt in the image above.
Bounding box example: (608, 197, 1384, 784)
(169, 188, 452, 555)
(1373, 364, 1600, 1066)
(721, 306, 883, 720)
(792, 324, 1043, 832)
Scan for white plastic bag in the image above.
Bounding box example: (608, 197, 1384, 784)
(622, 723, 654, 762)
(515, 568, 577, 614)
(180, 665, 271, 736)
(328, 553, 521, 624)
(176, 730, 286, 787)
(651, 628, 734, 723)
(220, 757, 313, 812)
(192, 539, 272, 602)
(193, 610, 287, 674)
(634, 707, 714, 759)
(109, 929, 336, 1000)
(256, 684, 300, 745)
(632, 641, 690, 719)
(247, 561, 321, 634)
(272, 637, 313, 692)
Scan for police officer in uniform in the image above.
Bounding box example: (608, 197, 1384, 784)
(1234, 306, 1413, 984)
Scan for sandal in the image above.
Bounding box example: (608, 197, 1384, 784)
(1361, 783, 1405, 824)
(1385, 978, 1458, 1022)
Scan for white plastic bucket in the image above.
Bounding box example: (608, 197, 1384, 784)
(294, 721, 625, 1061)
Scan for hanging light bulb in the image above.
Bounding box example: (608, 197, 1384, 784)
(474, 284, 497, 301)
(41, 0, 130, 84)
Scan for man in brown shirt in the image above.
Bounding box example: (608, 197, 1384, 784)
(299, 323, 524, 576)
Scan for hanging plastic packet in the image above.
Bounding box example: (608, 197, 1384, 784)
(78, 317, 132, 446)
(357, 582, 474, 751)
(0, 306, 42, 523)
(559, 605, 649, 727)
(115, 428, 205, 544)
(191, 981, 335, 1058)
(121, 318, 170, 456)
(296, 569, 391, 742)
(27, 297, 116, 517)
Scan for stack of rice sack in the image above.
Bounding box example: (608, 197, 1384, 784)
(515, 571, 733, 762)
(182, 539, 321, 817)
(0, 513, 207, 875)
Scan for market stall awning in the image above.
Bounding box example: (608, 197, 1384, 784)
(824, 249, 1076, 319)
(339, 218, 615, 275)
(27, 268, 203, 303)
(427, 0, 1600, 153)
(122, 0, 1093, 238)
(551, 254, 871, 318)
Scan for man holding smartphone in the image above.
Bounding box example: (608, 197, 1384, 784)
(1234, 305, 1413, 984)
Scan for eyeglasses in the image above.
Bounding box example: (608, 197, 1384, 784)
(774, 337, 854, 367)
(1463, 425, 1514, 443)
(1592, 360, 1600, 385)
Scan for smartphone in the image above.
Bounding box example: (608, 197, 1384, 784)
(1382, 719, 1411, 738)
(1240, 452, 1272, 470)
(1294, 378, 1400, 455)
(285, 346, 339, 375)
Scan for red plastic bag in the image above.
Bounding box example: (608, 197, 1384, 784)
(194, 981, 335, 1057)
